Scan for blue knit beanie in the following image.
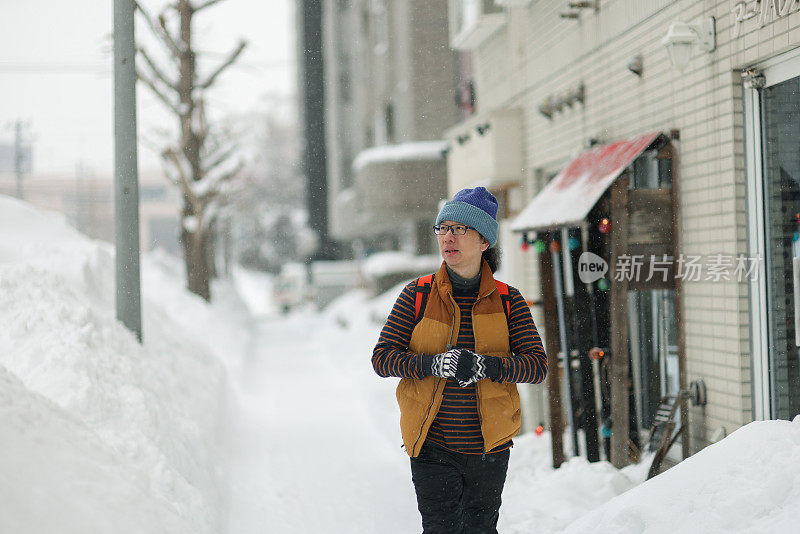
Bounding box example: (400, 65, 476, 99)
(435, 186, 499, 247)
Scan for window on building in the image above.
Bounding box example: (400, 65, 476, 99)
(361, 7, 369, 36)
(139, 185, 167, 201)
(373, 0, 388, 53)
(483, 0, 502, 14)
(339, 55, 351, 103)
(384, 103, 394, 143)
(453, 0, 503, 36)
(631, 149, 671, 189)
(628, 289, 680, 433)
(341, 146, 353, 188)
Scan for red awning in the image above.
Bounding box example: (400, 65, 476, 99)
(511, 132, 662, 232)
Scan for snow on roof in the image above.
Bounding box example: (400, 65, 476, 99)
(511, 132, 661, 232)
(353, 141, 447, 172)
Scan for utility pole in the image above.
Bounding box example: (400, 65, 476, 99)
(300, 0, 334, 260)
(75, 161, 85, 235)
(114, 0, 142, 342)
(14, 120, 24, 199)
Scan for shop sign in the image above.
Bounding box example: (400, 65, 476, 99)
(732, 0, 800, 38)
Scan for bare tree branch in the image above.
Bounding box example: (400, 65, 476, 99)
(137, 69, 181, 115)
(193, 0, 225, 12)
(199, 40, 247, 89)
(141, 134, 168, 156)
(202, 144, 237, 176)
(199, 159, 245, 201)
(163, 148, 199, 207)
(202, 122, 236, 155)
(135, 2, 181, 58)
(137, 47, 179, 93)
(161, 164, 181, 187)
(159, 11, 185, 55)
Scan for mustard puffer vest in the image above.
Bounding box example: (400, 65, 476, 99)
(396, 260, 522, 457)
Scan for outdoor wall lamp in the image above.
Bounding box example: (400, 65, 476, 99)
(661, 16, 716, 72)
(627, 55, 643, 77)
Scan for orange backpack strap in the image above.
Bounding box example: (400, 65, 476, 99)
(413, 274, 434, 323)
(495, 280, 511, 320)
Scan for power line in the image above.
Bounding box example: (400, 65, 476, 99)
(0, 59, 291, 74)
(0, 62, 110, 73)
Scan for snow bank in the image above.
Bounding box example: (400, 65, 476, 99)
(0, 195, 246, 533)
(562, 418, 800, 533)
(321, 278, 414, 328)
(499, 433, 650, 533)
(231, 265, 277, 317)
(0, 366, 190, 534)
(360, 251, 441, 278)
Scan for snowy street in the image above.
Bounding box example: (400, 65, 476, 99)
(222, 292, 648, 533)
(225, 313, 419, 533)
(6, 0, 800, 530)
(3, 196, 800, 533)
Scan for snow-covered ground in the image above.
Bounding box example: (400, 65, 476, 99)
(562, 418, 800, 533)
(3, 194, 800, 533)
(0, 196, 245, 533)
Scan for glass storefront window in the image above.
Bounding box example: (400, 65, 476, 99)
(628, 289, 679, 432)
(761, 75, 800, 420)
(631, 149, 672, 189)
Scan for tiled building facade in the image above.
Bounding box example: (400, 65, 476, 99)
(444, 0, 800, 459)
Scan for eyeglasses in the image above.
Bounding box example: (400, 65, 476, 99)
(433, 224, 473, 235)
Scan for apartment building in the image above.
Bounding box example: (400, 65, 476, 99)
(322, 0, 462, 255)
(442, 0, 800, 468)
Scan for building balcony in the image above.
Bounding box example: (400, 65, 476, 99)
(448, 0, 506, 50)
(444, 109, 524, 195)
(333, 141, 448, 239)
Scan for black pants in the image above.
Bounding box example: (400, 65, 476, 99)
(410, 442, 510, 534)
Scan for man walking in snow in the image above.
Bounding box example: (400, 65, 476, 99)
(372, 186, 548, 533)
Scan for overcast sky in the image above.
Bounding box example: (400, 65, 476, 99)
(0, 0, 295, 177)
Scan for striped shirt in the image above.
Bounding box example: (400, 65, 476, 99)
(372, 278, 547, 454)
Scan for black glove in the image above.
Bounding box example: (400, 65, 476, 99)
(422, 348, 501, 385)
(454, 349, 501, 387)
(421, 348, 460, 378)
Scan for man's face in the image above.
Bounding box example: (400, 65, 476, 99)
(436, 220, 489, 275)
